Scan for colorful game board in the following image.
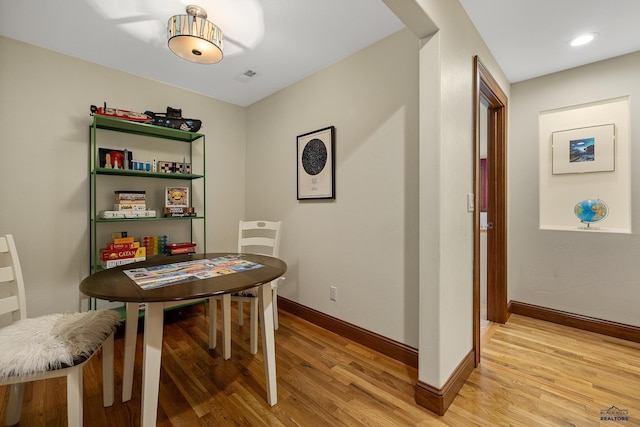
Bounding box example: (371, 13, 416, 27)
(124, 255, 264, 290)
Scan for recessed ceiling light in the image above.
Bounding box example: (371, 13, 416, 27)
(570, 33, 597, 47)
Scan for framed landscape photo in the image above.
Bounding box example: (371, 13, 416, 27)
(297, 126, 335, 200)
(551, 123, 615, 174)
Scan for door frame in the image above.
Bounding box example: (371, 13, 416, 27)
(473, 56, 509, 366)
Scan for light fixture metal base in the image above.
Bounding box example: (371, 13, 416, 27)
(186, 5, 207, 19)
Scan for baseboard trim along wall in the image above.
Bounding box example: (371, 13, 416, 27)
(278, 297, 419, 368)
(509, 301, 640, 343)
(414, 350, 475, 416)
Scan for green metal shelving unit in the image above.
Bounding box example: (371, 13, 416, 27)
(88, 115, 206, 311)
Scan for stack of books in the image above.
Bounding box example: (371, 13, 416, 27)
(114, 190, 146, 210)
(100, 236, 146, 268)
(99, 191, 157, 219)
(162, 206, 196, 217)
(166, 242, 196, 255)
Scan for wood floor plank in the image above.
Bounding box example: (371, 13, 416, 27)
(1, 308, 639, 426)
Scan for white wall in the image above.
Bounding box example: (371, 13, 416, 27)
(538, 97, 631, 232)
(244, 0, 512, 389)
(0, 36, 246, 317)
(245, 28, 421, 347)
(406, 0, 510, 387)
(510, 51, 640, 326)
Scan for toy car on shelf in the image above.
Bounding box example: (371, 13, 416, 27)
(144, 107, 202, 132)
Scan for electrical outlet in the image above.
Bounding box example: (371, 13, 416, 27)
(330, 286, 337, 301)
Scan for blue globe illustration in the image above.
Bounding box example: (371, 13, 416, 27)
(574, 199, 608, 225)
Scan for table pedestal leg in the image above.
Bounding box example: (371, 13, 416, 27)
(258, 283, 277, 405)
(141, 302, 163, 427)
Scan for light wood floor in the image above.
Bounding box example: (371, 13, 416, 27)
(1, 305, 639, 426)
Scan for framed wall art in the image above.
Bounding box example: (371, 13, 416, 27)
(297, 126, 335, 200)
(551, 123, 615, 174)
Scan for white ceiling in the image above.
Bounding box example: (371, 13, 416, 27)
(1, 1, 639, 107)
(0, 0, 404, 107)
(458, 0, 640, 83)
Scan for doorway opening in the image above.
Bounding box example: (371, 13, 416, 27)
(473, 56, 509, 366)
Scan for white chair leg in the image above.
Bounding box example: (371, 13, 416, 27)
(208, 297, 217, 349)
(102, 333, 115, 407)
(6, 383, 24, 426)
(122, 302, 139, 402)
(238, 299, 244, 325)
(272, 287, 279, 330)
(222, 294, 231, 360)
(67, 366, 83, 427)
(250, 297, 259, 354)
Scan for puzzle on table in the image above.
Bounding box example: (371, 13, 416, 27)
(123, 256, 264, 290)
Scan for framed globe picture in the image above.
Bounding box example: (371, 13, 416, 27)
(297, 126, 335, 200)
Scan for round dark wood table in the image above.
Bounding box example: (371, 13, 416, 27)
(80, 253, 287, 427)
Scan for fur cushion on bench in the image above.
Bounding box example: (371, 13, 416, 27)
(0, 310, 121, 378)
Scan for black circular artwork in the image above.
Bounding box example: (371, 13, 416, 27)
(301, 138, 327, 176)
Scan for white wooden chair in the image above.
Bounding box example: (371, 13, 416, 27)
(211, 220, 284, 355)
(0, 234, 119, 427)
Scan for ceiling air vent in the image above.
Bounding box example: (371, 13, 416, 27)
(235, 69, 260, 83)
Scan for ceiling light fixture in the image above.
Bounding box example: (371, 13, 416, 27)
(168, 5, 224, 64)
(570, 33, 597, 47)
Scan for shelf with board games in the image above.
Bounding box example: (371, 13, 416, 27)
(88, 114, 206, 312)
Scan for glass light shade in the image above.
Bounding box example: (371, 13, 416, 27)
(168, 6, 223, 64)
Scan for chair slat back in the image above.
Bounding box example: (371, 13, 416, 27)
(238, 221, 282, 258)
(0, 235, 28, 322)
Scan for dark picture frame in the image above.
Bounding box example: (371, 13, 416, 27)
(297, 126, 335, 200)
